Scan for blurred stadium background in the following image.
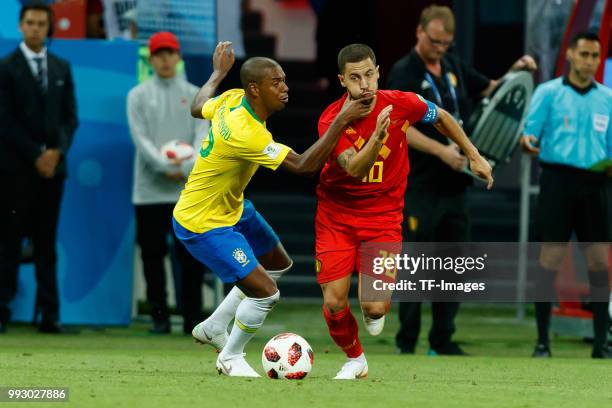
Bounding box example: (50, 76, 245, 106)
(0, 0, 610, 366)
(0, 0, 611, 405)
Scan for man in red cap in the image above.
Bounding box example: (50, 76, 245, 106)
(148, 31, 181, 79)
(127, 31, 208, 335)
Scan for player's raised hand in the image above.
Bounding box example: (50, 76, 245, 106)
(212, 41, 234, 75)
(469, 154, 494, 190)
(338, 92, 375, 124)
(374, 105, 393, 141)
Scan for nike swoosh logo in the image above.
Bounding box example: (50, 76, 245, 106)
(202, 328, 213, 341)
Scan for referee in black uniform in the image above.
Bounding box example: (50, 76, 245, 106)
(521, 32, 611, 359)
(387, 5, 536, 355)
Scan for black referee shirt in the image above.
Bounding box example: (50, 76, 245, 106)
(387, 48, 490, 193)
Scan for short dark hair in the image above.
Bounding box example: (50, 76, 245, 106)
(240, 57, 281, 89)
(568, 32, 600, 48)
(337, 44, 376, 74)
(19, 1, 52, 23)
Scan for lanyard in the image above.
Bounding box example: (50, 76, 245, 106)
(424, 71, 461, 124)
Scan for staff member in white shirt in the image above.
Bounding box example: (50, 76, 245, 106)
(127, 31, 208, 334)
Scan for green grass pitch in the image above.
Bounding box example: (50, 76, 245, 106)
(1, 304, 610, 407)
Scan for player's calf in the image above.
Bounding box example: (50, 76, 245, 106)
(191, 286, 247, 352)
(219, 289, 280, 363)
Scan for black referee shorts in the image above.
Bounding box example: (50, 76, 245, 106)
(536, 163, 609, 242)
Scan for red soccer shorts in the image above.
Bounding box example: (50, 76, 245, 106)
(315, 203, 402, 284)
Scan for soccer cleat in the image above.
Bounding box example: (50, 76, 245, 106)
(149, 320, 171, 335)
(363, 315, 385, 336)
(333, 355, 368, 380)
(192, 322, 228, 353)
(591, 345, 612, 359)
(532, 343, 552, 358)
(397, 347, 415, 355)
(216, 353, 261, 377)
(428, 342, 467, 356)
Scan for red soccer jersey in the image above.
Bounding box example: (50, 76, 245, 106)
(316, 90, 437, 224)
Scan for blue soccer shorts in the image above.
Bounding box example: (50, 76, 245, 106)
(173, 199, 280, 283)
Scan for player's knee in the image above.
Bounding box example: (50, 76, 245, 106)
(581, 243, 609, 272)
(586, 258, 608, 272)
(277, 254, 293, 270)
(323, 297, 348, 314)
(539, 250, 565, 270)
(249, 278, 278, 298)
(260, 244, 292, 272)
(267, 259, 293, 281)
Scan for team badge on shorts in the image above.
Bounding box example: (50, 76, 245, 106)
(315, 259, 322, 273)
(233, 248, 250, 267)
(408, 216, 418, 232)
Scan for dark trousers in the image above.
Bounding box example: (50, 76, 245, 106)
(396, 190, 470, 351)
(135, 204, 204, 327)
(0, 172, 64, 325)
(535, 164, 610, 348)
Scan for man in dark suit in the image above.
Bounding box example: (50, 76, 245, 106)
(0, 1, 78, 334)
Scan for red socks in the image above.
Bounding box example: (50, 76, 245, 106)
(323, 305, 363, 358)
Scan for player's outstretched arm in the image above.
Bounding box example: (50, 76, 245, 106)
(433, 108, 494, 189)
(336, 105, 393, 179)
(405, 127, 467, 172)
(280, 93, 374, 177)
(190, 41, 234, 118)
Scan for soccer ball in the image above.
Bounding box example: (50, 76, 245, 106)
(262, 333, 313, 379)
(160, 140, 194, 161)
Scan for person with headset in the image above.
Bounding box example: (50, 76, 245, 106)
(0, 1, 78, 334)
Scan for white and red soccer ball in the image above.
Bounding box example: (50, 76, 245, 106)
(161, 140, 194, 161)
(262, 333, 313, 380)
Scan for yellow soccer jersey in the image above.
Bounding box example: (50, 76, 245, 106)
(173, 89, 291, 233)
